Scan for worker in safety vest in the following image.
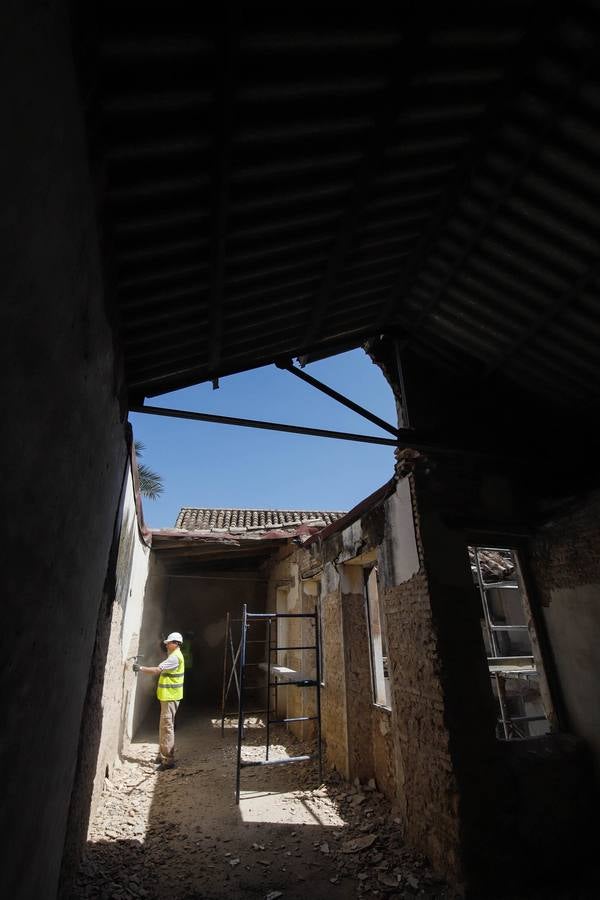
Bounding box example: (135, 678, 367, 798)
(134, 631, 185, 770)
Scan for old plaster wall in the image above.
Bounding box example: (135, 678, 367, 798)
(0, 3, 129, 895)
(320, 562, 350, 778)
(529, 492, 600, 771)
(89, 464, 150, 812)
(314, 508, 398, 798)
(132, 556, 171, 734)
(264, 547, 317, 741)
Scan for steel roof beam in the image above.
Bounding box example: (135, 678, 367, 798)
(131, 404, 398, 447)
(278, 362, 400, 438)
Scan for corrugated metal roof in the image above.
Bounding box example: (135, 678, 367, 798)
(175, 507, 346, 532)
(79, 4, 600, 409)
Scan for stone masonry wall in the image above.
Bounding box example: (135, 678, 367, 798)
(342, 581, 375, 782)
(321, 582, 349, 778)
(371, 707, 395, 799)
(381, 571, 462, 881)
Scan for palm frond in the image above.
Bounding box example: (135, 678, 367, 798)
(137, 463, 164, 500)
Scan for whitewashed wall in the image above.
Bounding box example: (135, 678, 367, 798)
(88, 461, 151, 824)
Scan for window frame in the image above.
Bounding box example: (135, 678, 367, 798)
(364, 563, 391, 711)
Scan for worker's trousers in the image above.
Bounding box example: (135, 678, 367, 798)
(158, 700, 180, 766)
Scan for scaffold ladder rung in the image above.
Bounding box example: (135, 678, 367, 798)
(269, 715, 318, 724)
(240, 753, 315, 768)
(234, 603, 323, 803)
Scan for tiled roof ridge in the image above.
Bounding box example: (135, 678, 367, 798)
(177, 506, 347, 513)
(174, 506, 348, 531)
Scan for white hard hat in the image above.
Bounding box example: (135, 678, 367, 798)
(163, 632, 183, 644)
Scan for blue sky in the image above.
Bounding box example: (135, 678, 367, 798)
(130, 348, 397, 528)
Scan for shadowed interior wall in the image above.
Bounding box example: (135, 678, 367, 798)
(529, 492, 600, 772)
(87, 464, 150, 810)
(0, 3, 128, 895)
(163, 572, 267, 709)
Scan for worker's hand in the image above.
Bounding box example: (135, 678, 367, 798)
(132, 663, 140, 673)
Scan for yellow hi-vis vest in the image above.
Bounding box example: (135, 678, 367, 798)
(157, 648, 185, 702)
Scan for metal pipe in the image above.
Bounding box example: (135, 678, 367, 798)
(240, 754, 314, 768)
(235, 604, 248, 804)
(220, 612, 230, 737)
(494, 673, 511, 740)
(228, 624, 241, 698)
(248, 612, 317, 619)
(280, 362, 400, 437)
(474, 549, 501, 658)
(393, 340, 411, 429)
(269, 715, 318, 724)
(266, 618, 272, 761)
(130, 403, 398, 447)
(489, 624, 529, 632)
(270, 645, 318, 651)
(315, 606, 323, 784)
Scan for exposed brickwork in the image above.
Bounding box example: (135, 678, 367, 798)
(321, 591, 349, 777)
(342, 591, 375, 782)
(530, 492, 600, 597)
(382, 573, 462, 882)
(370, 708, 396, 800)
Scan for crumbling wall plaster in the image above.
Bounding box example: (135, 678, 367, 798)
(88, 464, 150, 818)
(132, 557, 170, 734)
(382, 570, 462, 880)
(379, 476, 420, 587)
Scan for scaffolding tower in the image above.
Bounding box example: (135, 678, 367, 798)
(229, 604, 322, 804)
(219, 610, 268, 735)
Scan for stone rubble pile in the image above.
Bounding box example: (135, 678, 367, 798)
(71, 732, 456, 900)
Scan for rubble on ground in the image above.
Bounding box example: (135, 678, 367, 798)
(70, 722, 457, 900)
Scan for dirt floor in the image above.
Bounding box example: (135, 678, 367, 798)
(71, 710, 457, 900)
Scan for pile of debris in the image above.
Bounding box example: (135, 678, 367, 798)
(468, 547, 516, 584)
(68, 722, 457, 900)
(308, 772, 455, 898)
